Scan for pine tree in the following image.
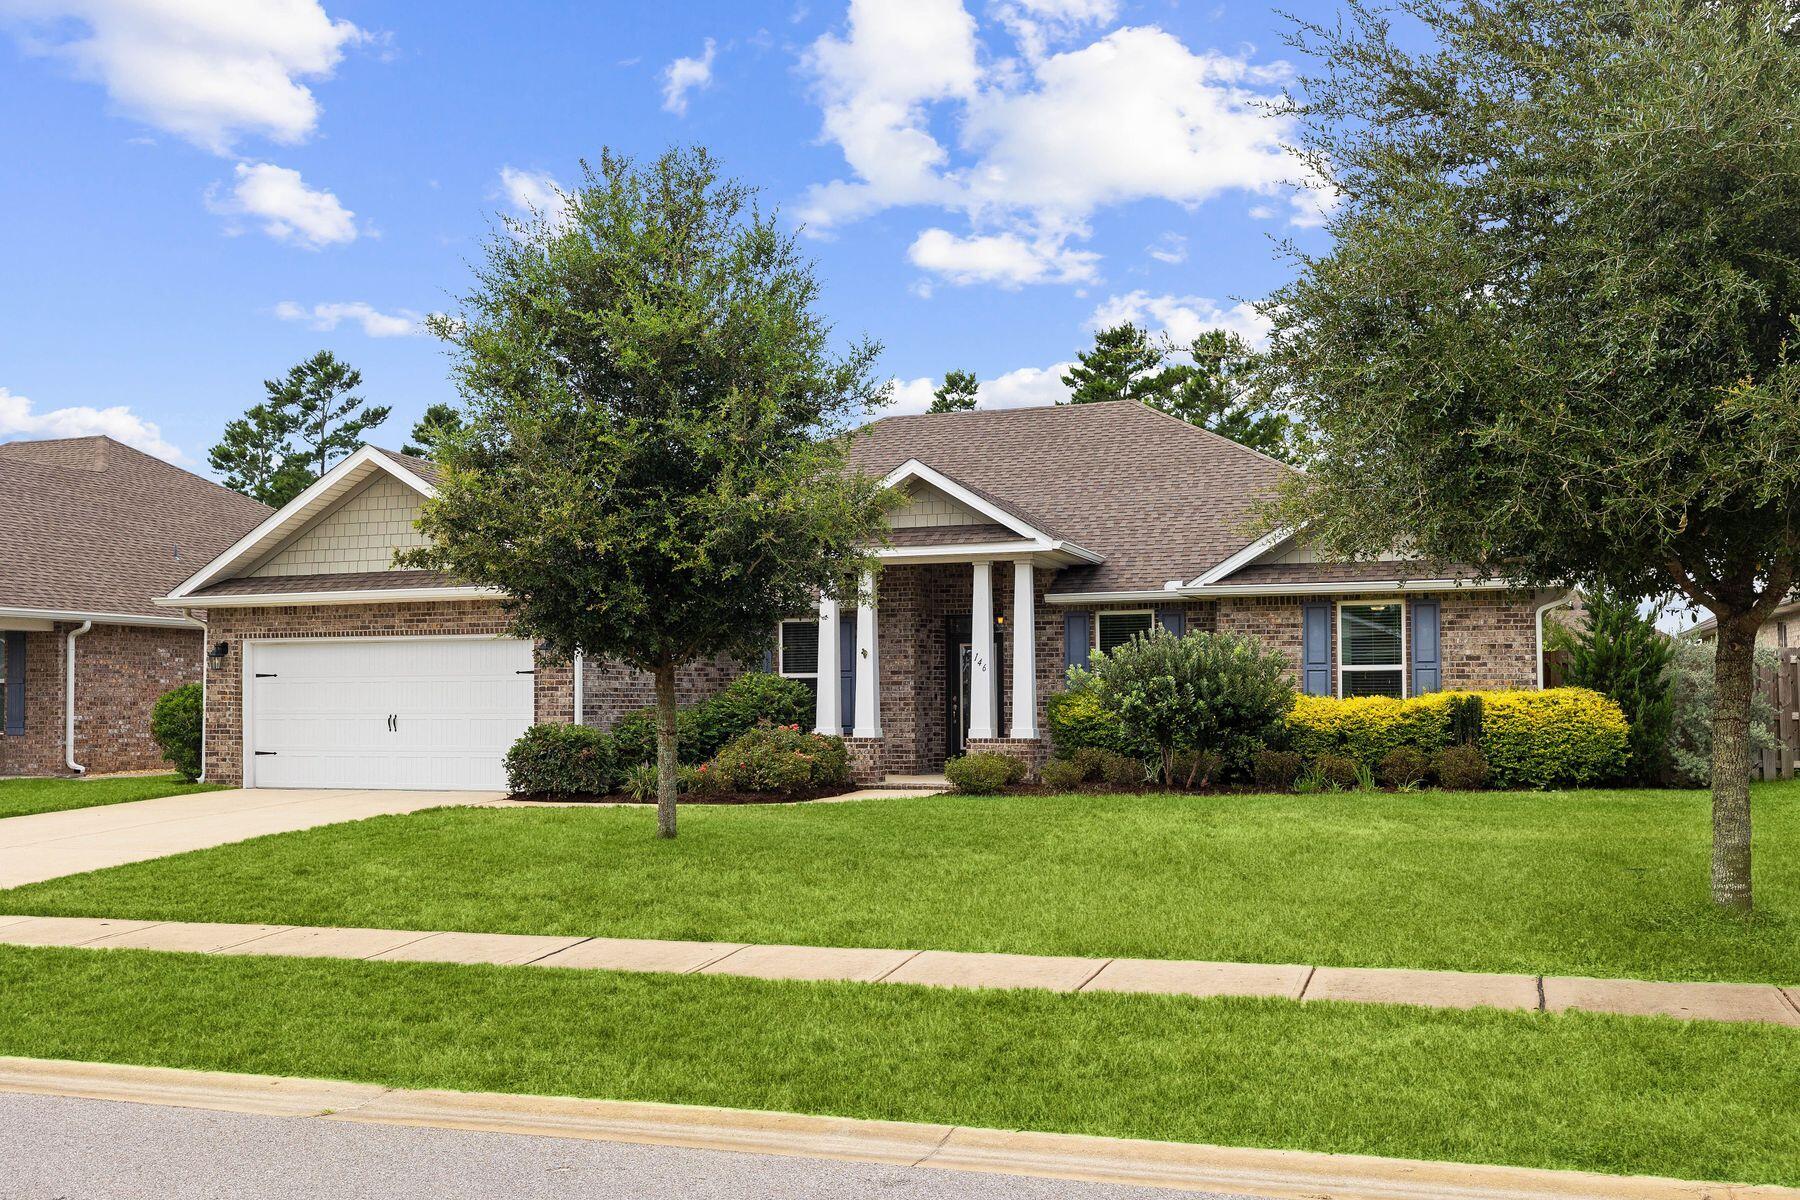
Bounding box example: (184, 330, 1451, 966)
(209, 351, 390, 508)
(1553, 591, 1677, 785)
(1171, 330, 1295, 461)
(403, 402, 465, 457)
(1059, 323, 1181, 408)
(928, 369, 979, 413)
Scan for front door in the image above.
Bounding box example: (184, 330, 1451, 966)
(945, 614, 1002, 759)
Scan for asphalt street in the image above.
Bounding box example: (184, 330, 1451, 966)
(0, 1091, 1263, 1199)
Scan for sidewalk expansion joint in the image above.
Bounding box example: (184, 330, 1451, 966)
(1536, 975, 1546, 1012)
(1072, 959, 1115, 992)
(519, 936, 596, 967)
(910, 1123, 962, 1168)
(871, 949, 924, 983)
(1296, 964, 1317, 1001)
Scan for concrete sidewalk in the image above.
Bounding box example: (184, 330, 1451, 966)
(0, 790, 502, 888)
(4, 913, 1796, 1027)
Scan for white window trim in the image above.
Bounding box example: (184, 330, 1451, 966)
(1336, 598, 1408, 699)
(1095, 608, 1157, 653)
(777, 619, 820, 681)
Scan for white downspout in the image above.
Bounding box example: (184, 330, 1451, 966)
(1535, 593, 1575, 689)
(186, 609, 207, 782)
(64, 620, 92, 774)
(572, 651, 585, 726)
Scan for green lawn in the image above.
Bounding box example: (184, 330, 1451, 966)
(1, 944, 1795, 1187)
(6, 783, 1796, 983)
(0, 773, 218, 820)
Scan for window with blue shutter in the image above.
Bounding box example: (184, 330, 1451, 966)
(3, 632, 24, 736)
(1410, 599, 1442, 696)
(839, 617, 857, 735)
(1063, 611, 1092, 675)
(1301, 602, 1332, 696)
(1156, 606, 1186, 638)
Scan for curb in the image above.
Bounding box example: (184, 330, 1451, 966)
(1, 1057, 1793, 1199)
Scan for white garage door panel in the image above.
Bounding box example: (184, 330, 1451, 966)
(249, 638, 534, 790)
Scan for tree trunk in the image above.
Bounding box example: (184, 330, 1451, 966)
(653, 659, 679, 840)
(1709, 617, 1757, 913)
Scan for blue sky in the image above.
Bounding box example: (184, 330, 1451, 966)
(0, 0, 1337, 471)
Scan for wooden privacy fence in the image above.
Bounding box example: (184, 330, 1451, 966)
(1543, 646, 1800, 781)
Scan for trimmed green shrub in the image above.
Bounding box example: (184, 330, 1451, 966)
(1480, 688, 1629, 788)
(1045, 686, 1142, 757)
(150, 683, 203, 782)
(945, 751, 1027, 795)
(1069, 630, 1295, 787)
(1095, 749, 1148, 788)
(505, 723, 617, 796)
(1446, 693, 1484, 747)
(1434, 744, 1491, 790)
(608, 709, 664, 769)
(710, 725, 851, 796)
(1252, 749, 1304, 790)
(685, 672, 815, 762)
(1315, 753, 1362, 789)
(1377, 746, 1431, 789)
(1039, 757, 1088, 791)
(1069, 746, 1109, 782)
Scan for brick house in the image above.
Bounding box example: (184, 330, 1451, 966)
(0, 436, 269, 776)
(165, 402, 1569, 790)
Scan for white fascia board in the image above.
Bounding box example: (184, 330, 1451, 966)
(875, 539, 1102, 567)
(1187, 527, 1297, 588)
(0, 606, 200, 629)
(157, 585, 498, 610)
(166, 447, 435, 602)
(1045, 589, 1188, 605)
(1183, 577, 1520, 598)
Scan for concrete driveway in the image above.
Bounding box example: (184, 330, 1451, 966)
(0, 789, 501, 889)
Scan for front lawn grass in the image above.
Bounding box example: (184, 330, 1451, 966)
(1, 944, 1796, 1187)
(0, 773, 218, 820)
(4, 783, 1796, 983)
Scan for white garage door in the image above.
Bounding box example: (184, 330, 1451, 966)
(247, 637, 535, 790)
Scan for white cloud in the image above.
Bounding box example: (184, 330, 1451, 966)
(992, 0, 1117, 60)
(884, 361, 1075, 415)
(207, 161, 356, 248)
(797, 0, 980, 228)
(0, 385, 186, 462)
(2, 0, 364, 154)
(907, 227, 1099, 287)
(1089, 289, 1271, 347)
(661, 38, 716, 116)
(498, 165, 570, 226)
(1147, 232, 1188, 264)
(800, 6, 1325, 282)
(273, 300, 421, 337)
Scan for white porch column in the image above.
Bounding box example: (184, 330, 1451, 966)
(1009, 560, 1038, 739)
(852, 569, 882, 738)
(814, 594, 842, 735)
(967, 561, 997, 741)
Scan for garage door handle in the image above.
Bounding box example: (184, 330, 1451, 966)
(254, 673, 279, 678)
(388, 714, 397, 732)
(515, 669, 535, 675)
(254, 751, 277, 756)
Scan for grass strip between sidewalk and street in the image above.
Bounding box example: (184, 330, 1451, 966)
(0, 774, 218, 820)
(5, 784, 1796, 983)
(2, 943, 1798, 1188)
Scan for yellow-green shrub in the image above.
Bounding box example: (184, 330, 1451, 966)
(1479, 688, 1629, 789)
(1285, 691, 1462, 762)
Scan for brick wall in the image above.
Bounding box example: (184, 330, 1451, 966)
(579, 655, 743, 730)
(0, 623, 201, 777)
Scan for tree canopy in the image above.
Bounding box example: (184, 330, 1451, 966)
(1062, 322, 1296, 460)
(928, 369, 979, 413)
(402, 402, 465, 458)
(403, 147, 894, 837)
(1260, 0, 1800, 909)
(209, 350, 389, 507)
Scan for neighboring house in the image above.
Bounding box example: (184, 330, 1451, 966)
(164, 402, 1569, 790)
(0, 436, 269, 777)
(1686, 601, 1800, 651)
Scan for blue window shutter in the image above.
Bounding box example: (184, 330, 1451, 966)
(1063, 611, 1092, 674)
(1301, 602, 1332, 697)
(1156, 606, 1185, 638)
(839, 617, 857, 736)
(1410, 599, 1442, 696)
(760, 646, 774, 673)
(4, 632, 24, 735)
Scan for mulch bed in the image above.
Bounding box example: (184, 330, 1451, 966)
(508, 785, 856, 806)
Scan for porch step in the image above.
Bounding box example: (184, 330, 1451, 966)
(880, 774, 949, 790)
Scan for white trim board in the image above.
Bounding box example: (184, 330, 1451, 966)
(877, 460, 1102, 565)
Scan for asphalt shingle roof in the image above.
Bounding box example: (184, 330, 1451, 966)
(845, 401, 1293, 594)
(0, 436, 271, 619)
